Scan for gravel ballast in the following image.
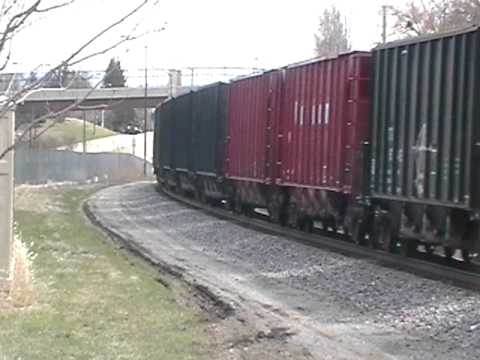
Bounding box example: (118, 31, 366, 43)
(88, 182, 480, 360)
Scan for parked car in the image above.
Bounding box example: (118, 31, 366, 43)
(124, 125, 142, 135)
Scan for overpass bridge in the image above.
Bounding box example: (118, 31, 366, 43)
(16, 86, 194, 116)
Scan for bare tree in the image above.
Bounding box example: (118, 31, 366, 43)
(0, 0, 163, 160)
(314, 6, 351, 58)
(447, 0, 480, 28)
(390, 0, 480, 37)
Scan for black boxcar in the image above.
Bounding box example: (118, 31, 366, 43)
(154, 98, 174, 180)
(191, 83, 228, 175)
(154, 83, 229, 199)
(153, 104, 161, 175)
(171, 92, 193, 172)
(164, 92, 194, 193)
(191, 83, 229, 201)
(369, 26, 480, 256)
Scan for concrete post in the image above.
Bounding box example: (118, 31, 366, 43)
(0, 112, 14, 289)
(83, 111, 87, 153)
(168, 69, 182, 97)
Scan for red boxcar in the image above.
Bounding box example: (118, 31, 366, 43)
(277, 52, 372, 227)
(279, 52, 372, 193)
(225, 53, 372, 228)
(225, 70, 283, 208)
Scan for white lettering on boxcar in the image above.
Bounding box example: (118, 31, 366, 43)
(324, 103, 330, 124)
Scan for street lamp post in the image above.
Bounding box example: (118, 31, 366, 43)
(382, 5, 388, 44)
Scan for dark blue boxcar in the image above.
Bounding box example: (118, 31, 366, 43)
(154, 83, 228, 199)
(171, 92, 193, 173)
(192, 83, 228, 175)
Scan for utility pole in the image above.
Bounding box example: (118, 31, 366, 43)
(29, 109, 34, 148)
(83, 111, 87, 153)
(382, 5, 388, 44)
(93, 111, 96, 136)
(143, 45, 148, 177)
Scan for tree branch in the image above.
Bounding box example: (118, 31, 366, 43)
(0, 0, 160, 159)
(0, 72, 108, 159)
(70, 28, 165, 67)
(36, 0, 75, 13)
(0, 0, 157, 117)
(60, 0, 149, 67)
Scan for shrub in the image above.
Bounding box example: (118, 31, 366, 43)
(9, 225, 35, 308)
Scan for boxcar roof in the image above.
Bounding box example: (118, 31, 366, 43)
(193, 81, 226, 92)
(375, 25, 479, 50)
(285, 51, 370, 69)
(155, 82, 227, 110)
(229, 69, 278, 83)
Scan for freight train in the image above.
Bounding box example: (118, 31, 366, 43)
(154, 26, 480, 262)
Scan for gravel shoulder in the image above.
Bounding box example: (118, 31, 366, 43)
(87, 182, 480, 360)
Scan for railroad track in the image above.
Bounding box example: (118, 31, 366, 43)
(158, 185, 480, 291)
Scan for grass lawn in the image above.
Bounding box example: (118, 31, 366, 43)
(1, 186, 209, 359)
(35, 118, 116, 149)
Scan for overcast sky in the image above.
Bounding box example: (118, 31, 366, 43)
(7, 0, 407, 81)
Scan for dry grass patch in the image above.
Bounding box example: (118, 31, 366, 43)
(0, 187, 209, 359)
(9, 231, 35, 308)
(15, 186, 65, 214)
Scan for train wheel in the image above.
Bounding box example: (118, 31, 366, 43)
(301, 218, 314, 233)
(287, 204, 300, 229)
(444, 247, 454, 260)
(234, 193, 243, 214)
(370, 219, 396, 253)
(194, 189, 201, 202)
(194, 183, 205, 203)
(200, 191, 209, 204)
(224, 197, 233, 211)
(268, 193, 286, 226)
(398, 239, 417, 256)
(425, 244, 435, 256)
(351, 219, 367, 246)
(268, 202, 284, 225)
(175, 178, 182, 194)
(323, 219, 337, 233)
(462, 249, 471, 264)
